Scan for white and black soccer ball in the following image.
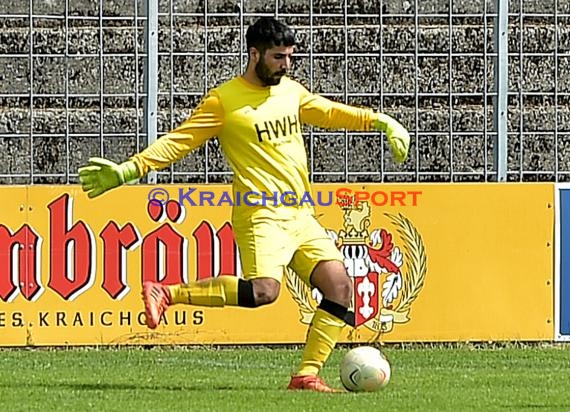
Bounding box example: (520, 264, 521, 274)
(339, 346, 391, 392)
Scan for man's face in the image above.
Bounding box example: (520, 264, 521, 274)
(254, 45, 295, 86)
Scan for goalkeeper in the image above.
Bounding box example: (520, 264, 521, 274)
(78, 17, 409, 393)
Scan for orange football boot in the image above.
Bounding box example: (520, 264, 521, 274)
(287, 375, 341, 393)
(142, 281, 172, 329)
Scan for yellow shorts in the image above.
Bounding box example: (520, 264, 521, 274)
(232, 208, 343, 286)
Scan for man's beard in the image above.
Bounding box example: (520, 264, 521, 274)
(255, 59, 286, 86)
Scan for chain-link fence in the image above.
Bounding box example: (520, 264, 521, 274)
(0, 0, 568, 185)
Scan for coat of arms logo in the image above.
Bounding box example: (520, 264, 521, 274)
(286, 197, 428, 340)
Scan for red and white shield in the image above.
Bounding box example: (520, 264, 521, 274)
(353, 272, 380, 326)
(341, 244, 380, 327)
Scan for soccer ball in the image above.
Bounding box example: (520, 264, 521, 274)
(339, 346, 391, 392)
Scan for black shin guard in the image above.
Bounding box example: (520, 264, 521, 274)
(319, 298, 349, 321)
(237, 279, 256, 308)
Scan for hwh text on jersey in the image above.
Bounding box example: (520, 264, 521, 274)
(254, 114, 300, 142)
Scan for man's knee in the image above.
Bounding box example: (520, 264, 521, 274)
(335, 275, 352, 302)
(310, 260, 352, 307)
(238, 278, 280, 307)
(323, 275, 351, 308)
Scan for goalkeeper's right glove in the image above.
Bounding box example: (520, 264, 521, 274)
(78, 157, 140, 199)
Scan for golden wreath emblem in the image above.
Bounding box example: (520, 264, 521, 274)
(286, 197, 428, 340)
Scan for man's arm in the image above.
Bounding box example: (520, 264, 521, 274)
(298, 86, 410, 163)
(78, 91, 224, 198)
(299, 91, 377, 131)
(131, 91, 224, 176)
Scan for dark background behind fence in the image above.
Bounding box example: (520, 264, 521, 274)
(0, 0, 568, 184)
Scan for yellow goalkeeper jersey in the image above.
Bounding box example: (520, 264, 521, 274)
(130, 75, 377, 217)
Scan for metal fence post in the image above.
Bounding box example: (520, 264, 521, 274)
(143, 0, 159, 184)
(493, 0, 508, 182)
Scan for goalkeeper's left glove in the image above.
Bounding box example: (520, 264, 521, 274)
(372, 113, 410, 163)
(78, 157, 140, 199)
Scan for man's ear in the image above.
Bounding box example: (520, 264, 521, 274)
(249, 47, 261, 64)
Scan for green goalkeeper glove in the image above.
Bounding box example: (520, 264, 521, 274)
(78, 157, 140, 199)
(372, 113, 410, 163)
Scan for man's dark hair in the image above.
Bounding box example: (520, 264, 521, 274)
(245, 17, 296, 54)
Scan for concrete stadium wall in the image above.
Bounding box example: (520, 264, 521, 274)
(0, 0, 568, 183)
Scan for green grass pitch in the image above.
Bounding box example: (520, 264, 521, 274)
(1, 343, 569, 411)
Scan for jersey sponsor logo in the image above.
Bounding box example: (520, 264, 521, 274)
(254, 114, 300, 142)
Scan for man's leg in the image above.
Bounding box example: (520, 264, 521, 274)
(142, 214, 291, 329)
(287, 261, 351, 392)
(294, 260, 351, 374)
(142, 277, 281, 329)
(286, 213, 351, 393)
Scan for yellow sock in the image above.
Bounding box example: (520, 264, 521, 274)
(296, 308, 346, 376)
(168, 275, 239, 307)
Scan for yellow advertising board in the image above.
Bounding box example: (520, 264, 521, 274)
(0, 183, 555, 346)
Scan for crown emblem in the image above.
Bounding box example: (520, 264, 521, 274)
(337, 194, 371, 245)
